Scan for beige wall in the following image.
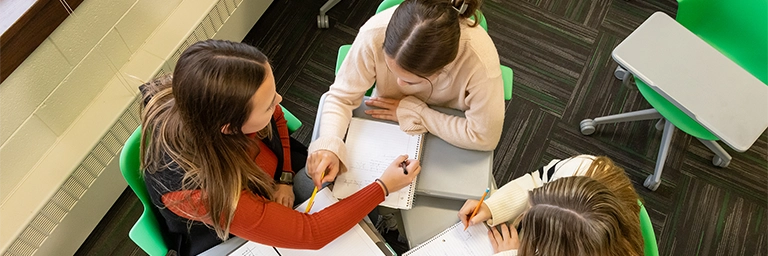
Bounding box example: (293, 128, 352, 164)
(0, 0, 272, 253)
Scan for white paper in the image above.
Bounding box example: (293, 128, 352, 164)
(333, 117, 421, 209)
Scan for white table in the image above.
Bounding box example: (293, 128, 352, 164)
(311, 92, 495, 247)
(612, 12, 768, 152)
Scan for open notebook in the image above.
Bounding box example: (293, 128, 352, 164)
(403, 222, 495, 256)
(227, 188, 385, 256)
(333, 117, 424, 209)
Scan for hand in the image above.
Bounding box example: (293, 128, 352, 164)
(377, 155, 421, 193)
(458, 199, 491, 227)
(488, 223, 520, 253)
(274, 184, 295, 207)
(306, 150, 342, 188)
(364, 97, 401, 122)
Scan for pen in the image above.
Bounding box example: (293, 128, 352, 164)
(304, 172, 326, 213)
(401, 160, 408, 175)
(465, 187, 490, 230)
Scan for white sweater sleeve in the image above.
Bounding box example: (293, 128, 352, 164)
(307, 28, 382, 169)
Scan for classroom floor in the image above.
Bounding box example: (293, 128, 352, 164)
(75, 0, 767, 255)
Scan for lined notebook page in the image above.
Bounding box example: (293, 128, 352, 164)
(333, 117, 421, 209)
(403, 222, 495, 256)
(228, 242, 279, 256)
(276, 188, 385, 256)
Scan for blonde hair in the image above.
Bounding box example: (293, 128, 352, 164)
(517, 156, 643, 256)
(140, 40, 276, 240)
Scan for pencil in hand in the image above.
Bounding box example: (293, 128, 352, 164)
(401, 160, 408, 175)
(304, 172, 326, 213)
(465, 187, 490, 230)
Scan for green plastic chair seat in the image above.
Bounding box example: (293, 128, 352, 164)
(121, 127, 169, 256)
(639, 201, 659, 256)
(634, 79, 718, 140)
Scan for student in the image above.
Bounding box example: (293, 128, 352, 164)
(307, 0, 504, 187)
(140, 39, 421, 256)
(459, 155, 644, 256)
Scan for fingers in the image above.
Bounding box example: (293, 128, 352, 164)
(365, 97, 397, 109)
(491, 225, 502, 241)
(500, 223, 510, 240)
(488, 230, 499, 251)
(509, 224, 519, 243)
(458, 200, 479, 226)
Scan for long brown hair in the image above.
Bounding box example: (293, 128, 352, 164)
(517, 156, 643, 256)
(140, 39, 276, 240)
(384, 0, 483, 77)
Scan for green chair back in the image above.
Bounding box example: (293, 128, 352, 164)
(120, 127, 169, 256)
(639, 201, 659, 256)
(634, 0, 767, 140)
(280, 105, 302, 133)
(677, 0, 767, 84)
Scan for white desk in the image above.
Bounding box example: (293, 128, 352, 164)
(612, 12, 768, 152)
(311, 93, 495, 247)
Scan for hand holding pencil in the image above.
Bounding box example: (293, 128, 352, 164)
(459, 188, 492, 229)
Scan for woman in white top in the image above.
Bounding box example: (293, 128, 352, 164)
(459, 155, 644, 256)
(306, 0, 505, 188)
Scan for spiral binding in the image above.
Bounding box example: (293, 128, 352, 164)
(403, 222, 463, 255)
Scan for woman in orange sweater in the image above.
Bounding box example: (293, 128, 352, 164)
(140, 39, 421, 256)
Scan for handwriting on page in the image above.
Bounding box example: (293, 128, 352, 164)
(333, 118, 420, 208)
(229, 242, 279, 256)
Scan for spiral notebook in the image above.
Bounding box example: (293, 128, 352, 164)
(403, 222, 495, 256)
(332, 117, 423, 209)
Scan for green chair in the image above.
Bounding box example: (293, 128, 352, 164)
(579, 0, 767, 190)
(639, 201, 659, 256)
(336, 0, 512, 99)
(120, 127, 169, 256)
(119, 108, 301, 255)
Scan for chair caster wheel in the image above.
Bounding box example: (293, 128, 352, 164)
(712, 156, 730, 168)
(580, 119, 596, 135)
(644, 175, 660, 191)
(615, 66, 628, 81)
(317, 15, 329, 28)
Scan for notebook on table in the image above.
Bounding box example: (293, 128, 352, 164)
(332, 117, 424, 209)
(227, 188, 386, 256)
(403, 221, 495, 256)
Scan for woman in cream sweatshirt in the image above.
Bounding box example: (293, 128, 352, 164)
(459, 155, 645, 256)
(307, 0, 505, 188)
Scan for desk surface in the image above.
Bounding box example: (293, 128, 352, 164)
(613, 12, 768, 152)
(312, 93, 493, 200)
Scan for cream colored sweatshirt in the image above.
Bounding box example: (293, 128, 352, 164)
(308, 7, 505, 170)
(485, 155, 596, 256)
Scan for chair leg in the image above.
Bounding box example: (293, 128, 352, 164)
(580, 109, 663, 135)
(317, 0, 342, 28)
(696, 138, 732, 168)
(644, 119, 675, 191)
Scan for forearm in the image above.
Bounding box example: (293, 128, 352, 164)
(396, 96, 503, 151)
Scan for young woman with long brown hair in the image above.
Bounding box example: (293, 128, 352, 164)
(307, 0, 504, 188)
(140, 39, 421, 256)
(459, 155, 644, 256)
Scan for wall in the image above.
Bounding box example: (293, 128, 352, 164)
(0, 0, 272, 254)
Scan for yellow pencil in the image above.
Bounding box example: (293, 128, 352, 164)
(465, 187, 490, 230)
(304, 172, 325, 213)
